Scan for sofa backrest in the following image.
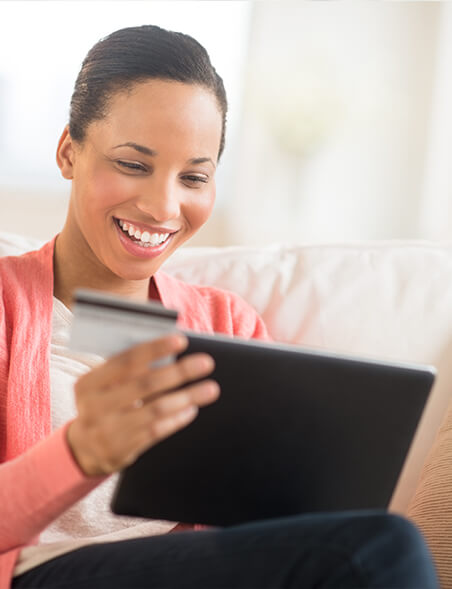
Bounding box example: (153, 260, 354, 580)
(1, 232, 451, 365)
(164, 242, 452, 364)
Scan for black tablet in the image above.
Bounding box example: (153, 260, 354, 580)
(111, 332, 435, 526)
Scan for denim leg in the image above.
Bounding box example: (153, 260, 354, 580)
(13, 510, 438, 589)
(281, 511, 438, 588)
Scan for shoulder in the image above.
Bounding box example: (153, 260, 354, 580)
(0, 238, 55, 318)
(1, 240, 54, 290)
(0, 238, 55, 280)
(154, 271, 270, 340)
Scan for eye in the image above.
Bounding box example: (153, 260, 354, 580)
(181, 174, 209, 187)
(116, 160, 148, 173)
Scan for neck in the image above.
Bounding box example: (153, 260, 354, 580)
(53, 231, 151, 310)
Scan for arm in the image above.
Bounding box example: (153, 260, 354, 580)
(0, 424, 104, 553)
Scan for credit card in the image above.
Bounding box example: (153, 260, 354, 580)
(68, 288, 179, 360)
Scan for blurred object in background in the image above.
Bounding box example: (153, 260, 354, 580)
(245, 49, 346, 236)
(0, 1, 451, 246)
(228, 0, 448, 245)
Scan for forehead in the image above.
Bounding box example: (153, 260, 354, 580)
(89, 80, 222, 157)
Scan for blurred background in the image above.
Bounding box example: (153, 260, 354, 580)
(0, 0, 451, 246)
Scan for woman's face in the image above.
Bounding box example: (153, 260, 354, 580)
(58, 80, 222, 281)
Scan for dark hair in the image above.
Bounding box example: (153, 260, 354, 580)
(69, 25, 228, 158)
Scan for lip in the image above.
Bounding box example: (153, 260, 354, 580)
(113, 217, 175, 259)
(114, 216, 179, 235)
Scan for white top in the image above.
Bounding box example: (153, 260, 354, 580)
(14, 297, 176, 577)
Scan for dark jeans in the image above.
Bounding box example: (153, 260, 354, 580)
(13, 511, 438, 589)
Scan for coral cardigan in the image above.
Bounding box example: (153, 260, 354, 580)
(0, 237, 269, 588)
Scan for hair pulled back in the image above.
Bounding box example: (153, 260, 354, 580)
(69, 25, 228, 158)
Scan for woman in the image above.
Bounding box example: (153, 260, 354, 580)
(0, 24, 438, 588)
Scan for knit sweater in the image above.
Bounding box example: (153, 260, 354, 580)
(0, 237, 269, 588)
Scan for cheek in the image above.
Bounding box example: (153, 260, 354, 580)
(184, 189, 216, 230)
(80, 168, 130, 214)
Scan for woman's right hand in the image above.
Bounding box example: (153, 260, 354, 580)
(66, 333, 219, 476)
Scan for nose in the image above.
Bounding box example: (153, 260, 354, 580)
(135, 175, 181, 223)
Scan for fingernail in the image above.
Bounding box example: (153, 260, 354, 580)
(180, 406, 198, 420)
(202, 381, 220, 399)
(198, 355, 214, 370)
(173, 334, 188, 349)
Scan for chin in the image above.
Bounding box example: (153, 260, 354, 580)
(112, 265, 161, 281)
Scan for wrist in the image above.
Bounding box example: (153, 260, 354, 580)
(66, 419, 102, 477)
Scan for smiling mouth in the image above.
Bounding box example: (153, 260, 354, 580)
(114, 218, 172, 248)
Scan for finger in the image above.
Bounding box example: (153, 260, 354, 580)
(95, 353, 216, 414)
(116, 380, 219, 452)
(97, 404, 201, 473)
(148, 405, 199, 444)
(140, 379, 220, 416)
(75, 333, 188, 395)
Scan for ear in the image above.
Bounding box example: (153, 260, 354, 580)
(56, 125, 77, 180)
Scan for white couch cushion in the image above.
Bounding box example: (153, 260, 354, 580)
(0, 231, 43, 257)
(1, 232, 451, 365)
(164, 242, 452, 365)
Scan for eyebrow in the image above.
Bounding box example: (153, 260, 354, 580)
(188, 157, 216, 168)
(113, 142, 216, 168)
(113, 142, 156, 156)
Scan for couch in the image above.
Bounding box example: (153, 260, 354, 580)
(1, 231, 452, 586)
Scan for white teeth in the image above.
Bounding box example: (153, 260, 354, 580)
(118, 219, 171, 247)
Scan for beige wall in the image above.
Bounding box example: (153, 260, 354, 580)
(0, 189, 69, 241)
